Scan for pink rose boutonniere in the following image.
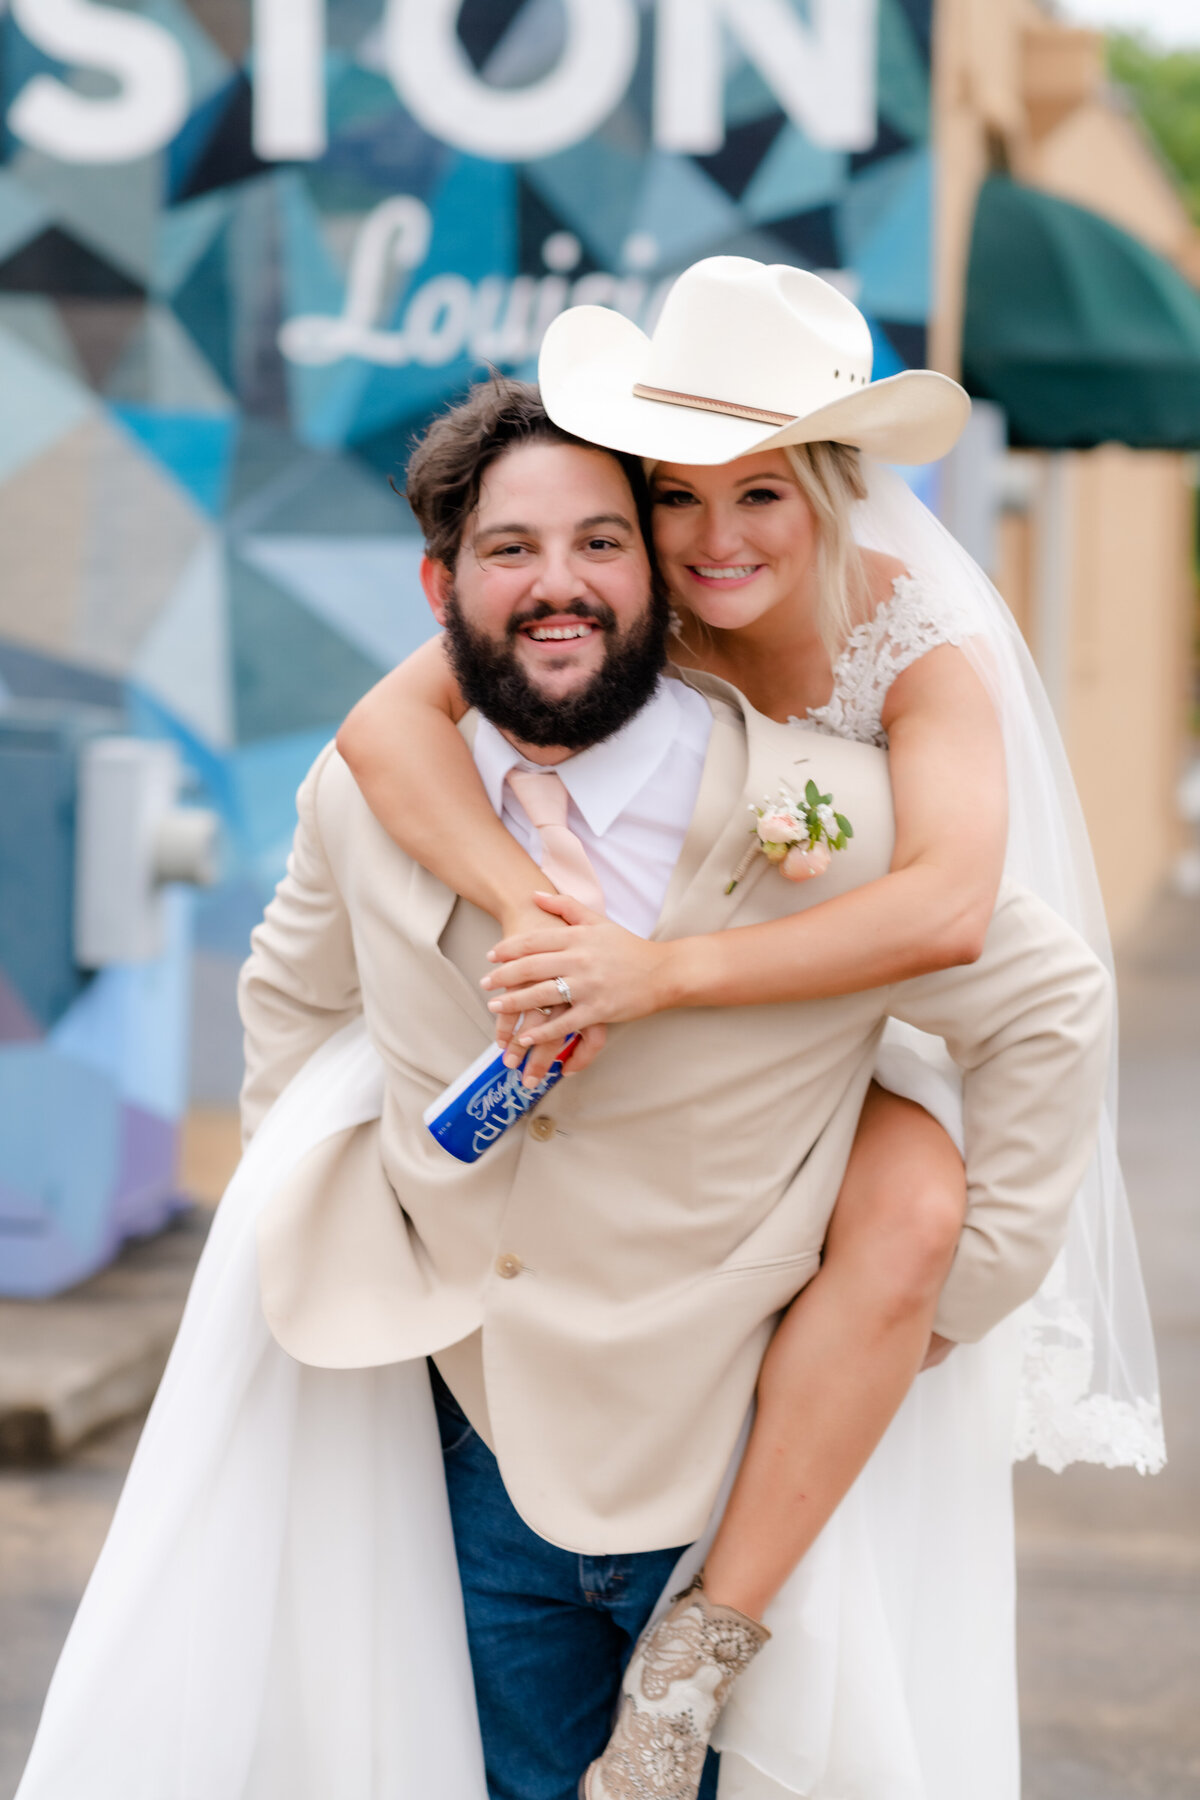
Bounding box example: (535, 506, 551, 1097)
(726, 779, 853, 894)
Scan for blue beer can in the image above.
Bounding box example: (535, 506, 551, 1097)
(424, 1036, 577, 1164)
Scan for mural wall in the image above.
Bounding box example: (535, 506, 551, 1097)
(0, 0, 932, 1282)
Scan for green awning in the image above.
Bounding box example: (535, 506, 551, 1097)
(962, 176, 1200, 449)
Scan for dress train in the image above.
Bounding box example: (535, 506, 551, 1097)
(16, 1021, 1022, 1800)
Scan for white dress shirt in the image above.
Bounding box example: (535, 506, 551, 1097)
(472, 678, 713, 937)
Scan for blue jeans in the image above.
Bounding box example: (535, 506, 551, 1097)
(431, 1363, 720, 1800)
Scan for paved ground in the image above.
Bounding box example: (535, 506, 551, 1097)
(1, 891, 1197, 1796)
(0, 1114, 238, 1459)
(1012, 887, 1200, 1798)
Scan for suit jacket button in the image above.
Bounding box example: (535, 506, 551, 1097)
(496, 1252, 523, 1279)
(529, 1115, 556, 1141)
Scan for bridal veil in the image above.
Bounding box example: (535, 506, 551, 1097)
(15, 466, 1161, 1800)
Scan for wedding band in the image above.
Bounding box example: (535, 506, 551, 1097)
(554, 976, 573, 1007)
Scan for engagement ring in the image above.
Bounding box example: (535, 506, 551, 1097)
(554, 976, 573, 1007)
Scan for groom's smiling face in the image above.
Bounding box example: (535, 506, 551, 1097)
(420, 441, 669, 754)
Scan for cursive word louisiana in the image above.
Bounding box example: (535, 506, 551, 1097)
(278, 198, 673, 370)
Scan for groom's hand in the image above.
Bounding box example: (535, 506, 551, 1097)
(483, 893, 673, 1051)
(488, 897, 608, 1085)
(510, 1020, 608, 1086)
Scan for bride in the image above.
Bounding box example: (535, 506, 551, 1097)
(338, 257, 1164, 1796)
(14, 260, 1162, 1800)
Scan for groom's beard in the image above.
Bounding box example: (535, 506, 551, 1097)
(441, 587, 670, 752)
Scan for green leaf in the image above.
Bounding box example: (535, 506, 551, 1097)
(805, 778, 820, 806)
(835, 814, 853, 839)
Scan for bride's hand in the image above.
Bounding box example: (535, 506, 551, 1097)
(482, 892, 671, 1075)
(490, 897, 609, 1087)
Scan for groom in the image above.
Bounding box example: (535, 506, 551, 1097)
(241, 381, 1111, 1800)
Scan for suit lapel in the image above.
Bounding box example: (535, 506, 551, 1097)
(405, 861, 495, 1034)
(652, 674, 773, 943)
(652, 672, 850, 943)
(397, 705, 496, 1035)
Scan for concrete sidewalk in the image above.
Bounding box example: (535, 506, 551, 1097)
(0, 1211, 209, 1461)
(1, 893, 1197, 1795)
(0, 1111, 238, 1461)
(1013, 888, 1200, 1798)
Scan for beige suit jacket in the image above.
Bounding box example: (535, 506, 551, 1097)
(242, 675, 1112, 1552)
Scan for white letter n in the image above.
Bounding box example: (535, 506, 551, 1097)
(655, 0, 878, 156)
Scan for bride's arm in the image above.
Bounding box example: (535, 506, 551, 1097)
(338, 644, 614, 1083)
(481, 644, 1008, 1039)
(336, 638, 554, 933)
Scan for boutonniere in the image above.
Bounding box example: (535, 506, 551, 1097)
(725, 779, 854, 894)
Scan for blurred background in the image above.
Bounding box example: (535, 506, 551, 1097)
(0, 1, 1197, 1794)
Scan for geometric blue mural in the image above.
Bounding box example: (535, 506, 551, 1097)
(0, 0, 933, 915)
(0, 0, 933, 1286)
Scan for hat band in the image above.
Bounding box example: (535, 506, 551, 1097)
(632, 383, 794, 428)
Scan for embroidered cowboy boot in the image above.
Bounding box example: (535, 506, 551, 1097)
(582, 1576, 770, 1800)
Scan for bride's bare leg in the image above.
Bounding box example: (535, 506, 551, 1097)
(581, 1087, 965, 1798)
(701, 1083, 966, 1622)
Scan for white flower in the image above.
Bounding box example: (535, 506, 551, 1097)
(756, 809, 799, 845)
(728, 778, 851, 893)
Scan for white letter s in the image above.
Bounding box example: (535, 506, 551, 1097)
(9, 0, 189, 164)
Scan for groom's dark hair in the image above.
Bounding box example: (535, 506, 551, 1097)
(403, 375, 659, 580)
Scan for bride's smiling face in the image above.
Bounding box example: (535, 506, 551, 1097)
(650, 452, 820, 632)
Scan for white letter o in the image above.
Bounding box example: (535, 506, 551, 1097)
(384, 0, 639, 161)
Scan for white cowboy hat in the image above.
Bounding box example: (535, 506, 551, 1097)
(538, 256, 970, 467)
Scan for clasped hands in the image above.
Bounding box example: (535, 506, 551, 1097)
(480, 892, 957, 1374)
(480, 891, 668, 1085)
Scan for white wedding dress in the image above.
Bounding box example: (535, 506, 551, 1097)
(16, 478, 1163, 1800)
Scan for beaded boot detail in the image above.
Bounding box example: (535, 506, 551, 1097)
(581, 1577, 769, 1800)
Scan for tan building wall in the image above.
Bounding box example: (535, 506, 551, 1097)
(1002, 450, 1194, 938)
(933, 0, 1199, 939)
(1066, 451, 1193, 937)
(1030, 101, 1200, 281)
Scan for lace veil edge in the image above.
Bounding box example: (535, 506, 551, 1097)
(855, 461, 1165, 1477)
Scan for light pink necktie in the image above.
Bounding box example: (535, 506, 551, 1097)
(504, 768, 607, 916)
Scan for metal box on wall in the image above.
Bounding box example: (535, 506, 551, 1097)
(0, 709, 218, 1298)
(0, 707, 117, 1036)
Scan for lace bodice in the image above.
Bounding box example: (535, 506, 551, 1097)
(798, 572, 978, 747)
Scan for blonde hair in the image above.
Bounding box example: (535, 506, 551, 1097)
(782, 442, 868, 659)
(646, 442, 868, 662)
